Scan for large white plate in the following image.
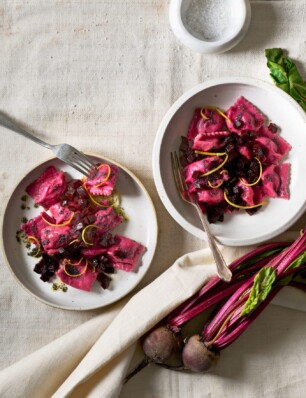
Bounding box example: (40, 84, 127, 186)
(2, 155, 158, 310)
(153, 77, 306, 246)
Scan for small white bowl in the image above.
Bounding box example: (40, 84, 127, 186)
(169, 0, 251, 54)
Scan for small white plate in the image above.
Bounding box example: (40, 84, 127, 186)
(153, 77, 306, 246)
(2, 155, 158, 310)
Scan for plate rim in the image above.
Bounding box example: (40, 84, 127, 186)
(1, 153, 158, 310)
(152, 76, 306, 246)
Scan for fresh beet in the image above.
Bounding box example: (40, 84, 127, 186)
(127, 238, 306, 383)
(142, 326, 183, 367)
(182, 334, 219, 373)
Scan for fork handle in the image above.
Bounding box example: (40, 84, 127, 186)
(195, 205, 232, 282)
(0, 112, 52, 150)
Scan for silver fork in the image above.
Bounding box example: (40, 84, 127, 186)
(171, 152, 232, 282)
(0, 111, 97, 178)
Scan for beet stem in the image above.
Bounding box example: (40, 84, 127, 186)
(215, 286, 282, 349)
(205, 300, 246, 347)
(167, 243, 288, 329)
(202, 232, 306, 351)
(169, 280, 244, 331)
(203, 234, 306, 341)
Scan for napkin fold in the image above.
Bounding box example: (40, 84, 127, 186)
(0, 239, 305, 398)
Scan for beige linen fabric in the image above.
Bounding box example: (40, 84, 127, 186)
(0, 244, 305, 397)
(0, 249, 220, 397)
(0, 0, 306, 397)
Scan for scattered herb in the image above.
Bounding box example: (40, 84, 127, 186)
(52, 281, 68, 292)
(27, 247, 41, 257)
(114, 205, 129, 221)
(265, 48, 306, 111)
(52, 283, 58, 291)
(16, 231, 21, 243)
(17, 233, 42, 257)
(21, 217, 28, 223)
(21, 195, 28, 202)
(16, 230, 27, 244)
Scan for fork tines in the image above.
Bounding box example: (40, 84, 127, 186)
(171, 151, 188, 201)
(68, 146, 97, 178)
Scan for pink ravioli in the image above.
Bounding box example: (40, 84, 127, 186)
(237, 182, 264, 207)
(49, 203, 74, 224)
(56, 259, 98, 291)
(26, 166, 67, 209)
(187, 108, 227, 140)
(187, 108, 202, 140)
(41, 225, 72, 253)
(197, 109, 227, 134)
(226, 96, 266, 133)
(197, 188, 224, 205)
(257, 126, 291, 161)
(184, 157, 222, 183)
(81, 246, 107, 258)
(94, 207, 123, 232)
(107, 235, 146, 272)
(261, 164, 290, 199)
(21, 214, 49, 239)
(193, 133, 224, 152)
(85, 164, 119, 196)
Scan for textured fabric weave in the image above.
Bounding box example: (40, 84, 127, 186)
(0, 1, 306, 397)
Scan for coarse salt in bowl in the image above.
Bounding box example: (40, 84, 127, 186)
(169, 0, 251, 54)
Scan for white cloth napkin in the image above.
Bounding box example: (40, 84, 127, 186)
(0, 239, 305, 398)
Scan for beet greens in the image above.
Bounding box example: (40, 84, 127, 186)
(124, 232, 306, 382)
(182, 231, 306, 371)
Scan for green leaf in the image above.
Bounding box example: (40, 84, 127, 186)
(240, 267, 277, 317)
(292, 83, 306, 100)
(265, 48, 284, 63)
(286, 250, 306, 271)
(279, 251, 306, 286)
(265, 48, 306, 112)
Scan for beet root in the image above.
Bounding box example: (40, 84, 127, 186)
(182, 334, 219, 372)
(142, 326, 183, 367)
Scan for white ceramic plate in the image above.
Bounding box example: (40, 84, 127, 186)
(153, 77, 306, 246)
(2, 155, 158, 310)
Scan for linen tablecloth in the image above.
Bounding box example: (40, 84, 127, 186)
(0, 1, 306, 397)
